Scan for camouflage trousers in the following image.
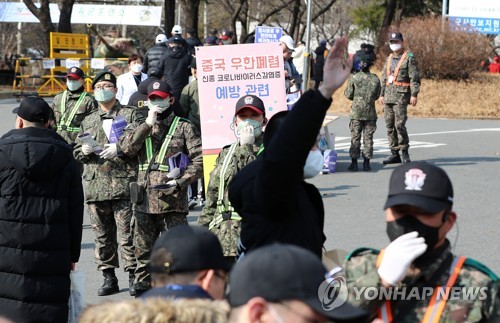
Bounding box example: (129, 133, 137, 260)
(349, 119, 377, 159)
(88, 199, 136, 272)
(384, 102, 410, 151)
(133, 211, 188, 289)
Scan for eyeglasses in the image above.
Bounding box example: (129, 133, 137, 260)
(94, 85, 115, 91)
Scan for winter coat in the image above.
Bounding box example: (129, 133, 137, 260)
(143, 44, 169, 75)
(0, 127, 84, 323)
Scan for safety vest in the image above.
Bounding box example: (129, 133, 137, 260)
(138, 116, 180, 172)
(209, 142, 242, 230)
(376, 250, 466, 323)
(386, 51, 411, 87)
(58, 91, 87, 132)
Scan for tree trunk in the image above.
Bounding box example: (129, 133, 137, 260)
(377, 0, 398, 47)
(288, 0, 301, 39)
(165, 0, 176, 36)
(58, 0, 76, 33)
(23, 0, 54, 54)
(180, 0, 201, 32)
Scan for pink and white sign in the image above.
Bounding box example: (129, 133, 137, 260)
(196, 43, 287, 152)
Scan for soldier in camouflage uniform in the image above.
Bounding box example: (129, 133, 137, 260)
(198, 95, 267, 264)
(51, 67, 97, 145)
(119, 80, 203, 296)
(341, 162, 500, 322)
(73, 71, 140, 297)
(379, 32, 420, 164)
(344, 47, 381, 172)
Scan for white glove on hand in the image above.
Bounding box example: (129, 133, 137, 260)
(81, 144, 94, 156)
(377, 231, 428, 286)
(239, 125, 255, 145)
(166, 179, 177, 187)
(99, 143, 117, 159)
(146, 105, 160, 126)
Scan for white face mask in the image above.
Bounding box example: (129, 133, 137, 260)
(130, 64, 143, 74)
(66, 80, 82, 92)
(236, 119, 263, 137)
(148, 98, 171, 113)
(303, 150, 324, 179)
(389, 43, 402, 52)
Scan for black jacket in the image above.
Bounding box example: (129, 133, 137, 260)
(0, 127, 84, 323)
(143, 44, 169, 75)
(158, 47, 192, 97)
(229, 90, 330, 259)
(314, 45, 328, 81)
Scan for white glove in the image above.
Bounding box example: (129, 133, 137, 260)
(99, 143, 117, 159)
(166, 180, 178, 188)
(146, 105, 160, 126)
(81, 144, 94, 156)
(239, 125, 255, 145)
(377, 231, 428, 286)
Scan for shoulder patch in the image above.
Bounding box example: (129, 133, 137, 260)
(346, 247, 380, 260)
(464, 258, 499, 281)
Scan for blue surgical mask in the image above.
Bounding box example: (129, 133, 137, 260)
(67, 80, 82, 92)
(148, 99, 171, 113)
(237, 119, 263, 137)
(94, 89, 115, 103)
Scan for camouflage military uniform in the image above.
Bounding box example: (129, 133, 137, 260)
(342, 241, 500, 322)
(74, 102, 140, 273)
(344, 71, 381, 159)
(119, 112, 203, 289)
(198, 139, 263, 259)
(380, 50, 420, 152)
(52, 89, 97, 145)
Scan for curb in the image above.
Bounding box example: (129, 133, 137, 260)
(0, 92, 15, 100)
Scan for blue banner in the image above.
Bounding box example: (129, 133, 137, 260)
(254, 26, 283, 43)
(449, 16, 500, 34)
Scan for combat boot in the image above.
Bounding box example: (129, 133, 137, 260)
(363, 158, 371, 171)
(347, 158, 358, 171)
(98, 269, 119, 296)
(128, 271, 136, 297)
(402, 150, 411, 163)
(383, 150, 402, 164)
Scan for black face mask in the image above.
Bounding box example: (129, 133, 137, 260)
(386, 215, 443, 252)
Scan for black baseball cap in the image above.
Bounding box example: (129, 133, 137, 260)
(384, 161, 454, 213)
(66, 66, 84, 80)
(169, 35, 183, 44)
(229, 244, 368, 321)
(12, 96, 52, 123)
(147, 80, 173, 99)
(388, 32, 404, 41)
(91, 71, 116, 89)
(150, 225, 229, 274)
(204, 36, 218, 45)
(235, 95, 265, 116)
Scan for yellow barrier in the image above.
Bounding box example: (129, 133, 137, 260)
(12, 57, 128, 98)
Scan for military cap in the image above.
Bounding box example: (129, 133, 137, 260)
(384, 161, 454, 213)
(91, 71, 116, 89)
(388, 32, 404, 41)
(66, 66, 84, 80)
(147, 80, 173, 99)
(235, 94, 265, 116)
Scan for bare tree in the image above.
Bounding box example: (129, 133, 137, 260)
(22, 0, 76, 53)
(179, 0, 202, 32)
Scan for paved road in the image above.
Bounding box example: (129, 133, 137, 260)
(1, 97, 500, 306)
